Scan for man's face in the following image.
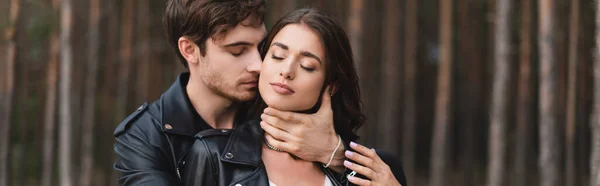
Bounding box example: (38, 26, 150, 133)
(192, 16, 267, 102)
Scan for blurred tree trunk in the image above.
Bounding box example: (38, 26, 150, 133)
(79, 0, 100, 185)
(430, 0, 453, 185)
(268, 0, 296, 25)
(136, 0, 150, 104)
(379, 0, 401, 155)
(42, 0, 59, 182)
(103, 0, 120, 184)
(402, 0, 417, 182)
(514, 0, 533, 186)
(566, 0, 580, 185)
(539, 0, 559, 186)
(592, 1, 600, 185)
(59, 0, 74, 184)
(116, 0, 135, 122)
(487, 0, 512, 186)
(347, 0, 363, 86)
(0, 0, 20, 185)
(347, 0, 366, 140)
(17, 30, 30, 186)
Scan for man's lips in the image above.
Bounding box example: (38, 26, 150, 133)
(241, 80, 258, 88)
(270, 82, 295, 94)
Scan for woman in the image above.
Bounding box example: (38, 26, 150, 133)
(182, 8, 406, 186)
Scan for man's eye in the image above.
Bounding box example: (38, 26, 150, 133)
(271, 55, 284, 60)
(231, 51, 243, 57)
(231, 49, 246, 57)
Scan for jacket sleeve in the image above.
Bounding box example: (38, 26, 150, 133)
(113, 130, 178, 186)
(181, 139, 217, 186)
(377, 150, 408, 186)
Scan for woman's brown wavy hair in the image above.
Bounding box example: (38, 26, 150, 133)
(252, 8, 365, 142)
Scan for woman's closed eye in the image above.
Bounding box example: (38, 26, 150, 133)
(271, 54, 284, 60)
(300, 64, 315, 72)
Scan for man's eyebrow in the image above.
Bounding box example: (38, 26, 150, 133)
(223, 41, 253, 47)
(300, 51, 322, 64)
(271, 42, 288, 50)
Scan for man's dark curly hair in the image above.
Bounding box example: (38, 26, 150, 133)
(163, 0, 266, 67)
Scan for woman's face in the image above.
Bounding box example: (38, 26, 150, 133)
(258, 24, 326, 111)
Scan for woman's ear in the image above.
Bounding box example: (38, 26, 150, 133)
(329, 83, 339, 97)
(178, 37, 200, 65)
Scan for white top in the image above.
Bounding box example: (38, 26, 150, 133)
(269, 176, 333, 186)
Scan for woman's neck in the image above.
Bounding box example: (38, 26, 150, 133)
(261, 136, 325, 186)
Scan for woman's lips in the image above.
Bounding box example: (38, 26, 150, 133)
(270, 82, 295, 95)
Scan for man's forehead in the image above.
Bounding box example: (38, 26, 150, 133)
(216, 23, 267, 45)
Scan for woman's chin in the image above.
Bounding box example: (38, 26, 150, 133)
(264, 100, 308, 112)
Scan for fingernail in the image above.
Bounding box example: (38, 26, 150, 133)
(343, 160, 352, 167)
(345, 150, 353, 157)
(261, 114, 265, 119)
(350, 142, 358, 147)
(347, 175, 355, 181)
(264, 108, 270, 114)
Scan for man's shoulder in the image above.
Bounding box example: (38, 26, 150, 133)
(113, 101, 162, 137)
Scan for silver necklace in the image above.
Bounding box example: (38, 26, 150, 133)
(264, 139, 284, 152)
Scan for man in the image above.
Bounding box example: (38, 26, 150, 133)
(112, 0, 348, 185)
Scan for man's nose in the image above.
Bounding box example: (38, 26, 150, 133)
(246, 49, 262, 73)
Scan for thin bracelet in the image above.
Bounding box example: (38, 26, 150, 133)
(323, 134, 342, 168)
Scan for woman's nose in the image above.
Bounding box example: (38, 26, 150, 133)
(280, 61, 295, 80)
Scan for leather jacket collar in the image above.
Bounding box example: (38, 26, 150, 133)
(160, 72, 210, 136)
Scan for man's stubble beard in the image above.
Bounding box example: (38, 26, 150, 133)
(201, 67, 257, 103)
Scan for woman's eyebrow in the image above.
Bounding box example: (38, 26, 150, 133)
(300, 51, 322, 64)
(271, 42, 289, 50)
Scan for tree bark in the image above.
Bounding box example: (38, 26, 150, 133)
(514, 0, 533, 186)
(378, 0, 401, 155)
(0, 0, 20, 185)
(42, 20, 59, 186)
(348, 0, 363, 82)
(566, 0, 580, 186)
(59, 0, 74, 184)
(115, 0, 135, 122)
(430, 0, 453, 185)
(347, 0, 366, 140)
(402, 0, 417, 183)
(591, 1, 600, 185)
(539, 0, 560, 186)
(487, 1, 512, 186)
(135, 0, 150, 104)
(79, 0, 100, 185)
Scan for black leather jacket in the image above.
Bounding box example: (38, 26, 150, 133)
(113, 73, 222, 185)
(113, 73, 407, 186)
(182, 120, 408, 186)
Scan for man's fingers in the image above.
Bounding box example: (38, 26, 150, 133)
(316, 85, 333, 116)
(261, 113, 289, 132)
(264, 107, 301, 123)
(260, 121, 291, 140)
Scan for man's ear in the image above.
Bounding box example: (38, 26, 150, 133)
(178, 37, 200, 65)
